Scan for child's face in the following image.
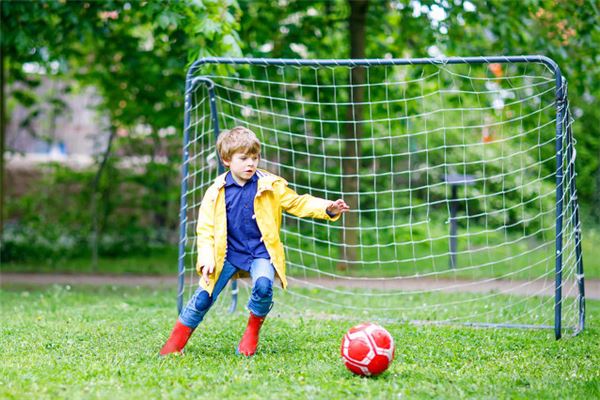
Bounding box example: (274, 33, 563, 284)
(223, 152, 260, 184)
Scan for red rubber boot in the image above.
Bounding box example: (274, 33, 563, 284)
(159, 321, 194, 356)
(237, 313, 266, 356)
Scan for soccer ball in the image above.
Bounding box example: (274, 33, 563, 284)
(340, 322, 395, 376)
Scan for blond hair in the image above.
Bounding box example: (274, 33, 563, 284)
(216, 126, 261, 162)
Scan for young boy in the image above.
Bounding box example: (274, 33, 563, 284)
(160, 126, 349, 356)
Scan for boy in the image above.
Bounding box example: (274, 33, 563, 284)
(160, 126, 349, 356)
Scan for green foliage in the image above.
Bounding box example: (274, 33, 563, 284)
(2, 0, 598, 265)
(236, 0, 599, 212)
(0, 285, 599, 399)
(2, 0, 242, 130)
(440, 0, 600, 218)
(1, 251, 178, 275)
(2, 0, 242, 260)
(4, 221, 600, 278)
(2, 148, 180, 262)
(195, 60, 558, 237)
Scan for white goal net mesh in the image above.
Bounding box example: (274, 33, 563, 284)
(181, 58, 583, 336)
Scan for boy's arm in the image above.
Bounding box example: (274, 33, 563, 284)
(276, 181, 347, 221)
(195, 189, 216, 275)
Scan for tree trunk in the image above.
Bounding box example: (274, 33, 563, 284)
(340, 0, 369, 269)
(91, 126, 116, 271)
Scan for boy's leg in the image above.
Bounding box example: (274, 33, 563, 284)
(247, 258, 275, 316)
(238, 258, 274, 356)
(160, 260, 238, 355)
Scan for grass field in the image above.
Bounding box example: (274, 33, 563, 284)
(1, 284, 598, 399)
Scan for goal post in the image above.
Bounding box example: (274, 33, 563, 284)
(178, 56, 584, 339)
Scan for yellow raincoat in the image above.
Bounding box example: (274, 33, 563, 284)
(196, 169, 341, 294)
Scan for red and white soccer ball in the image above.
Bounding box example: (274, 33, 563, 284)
(341, 322, 395, 376)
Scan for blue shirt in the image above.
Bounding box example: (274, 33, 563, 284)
(224, 172, 270, 271)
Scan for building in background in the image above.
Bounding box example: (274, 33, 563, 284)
(5, 77, 110, 196)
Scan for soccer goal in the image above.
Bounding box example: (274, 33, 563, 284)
(178, 56, 584, 339)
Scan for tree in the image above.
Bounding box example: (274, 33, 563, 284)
(341, 0, 370, 268)
(438, 0, 600, 220)
(3, 0, 598, 262)
(1, 0, 242, 239)
(237, 0, 381, 267)
(237, 0, 599, 216)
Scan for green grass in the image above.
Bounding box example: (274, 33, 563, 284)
(1, 284, 598, 399)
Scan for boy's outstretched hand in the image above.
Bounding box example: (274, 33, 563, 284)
(201, 262, 215, 286)
(327, 199, 350, 216)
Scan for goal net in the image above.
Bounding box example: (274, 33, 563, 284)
(178, 57, 584, 338)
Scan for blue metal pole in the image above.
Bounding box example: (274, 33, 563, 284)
(188, 55, 559, 70)
(449, 185, 458, 269)
(177, 74, 194, 314)
(553, 73, 566, 340)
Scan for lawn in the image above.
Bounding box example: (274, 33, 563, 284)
(1, 284, 598, 399)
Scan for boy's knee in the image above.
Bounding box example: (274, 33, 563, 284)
(194, 291, 212, 311)
(253, 277, 273, 299)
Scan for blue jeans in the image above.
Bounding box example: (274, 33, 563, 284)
(178, 258, 275, 329)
